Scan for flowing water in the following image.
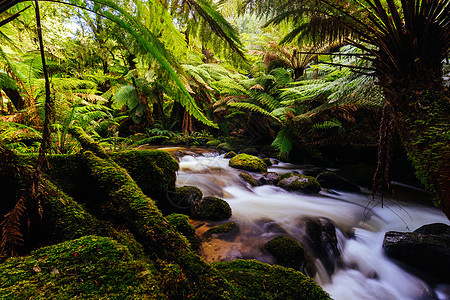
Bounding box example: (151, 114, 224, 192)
(170, 149, 449, 300)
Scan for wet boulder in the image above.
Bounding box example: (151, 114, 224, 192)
(239, 172, 258, 187)
(277, 173, 321, 194)
(301, 218, 341, 275)
(316, 171, 360, 193)
(262, 157, 272, 167)
(229, 154, 267, 173)
(239, 172, 280, 187)
(264, 236, 306, 271)
(383, 223, 450, 282)
(191, 196, 232, 221)
(166, 186, 202, 212)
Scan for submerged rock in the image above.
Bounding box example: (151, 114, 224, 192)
(191, 196, 232, 221)
(204, 222, 238, 239)
(383, 223, 450, 282)
(316, 171, 360, 193)
(277, 172, 321, 194)
(229, 154, 267, 173)
(264, 236, 306, 271)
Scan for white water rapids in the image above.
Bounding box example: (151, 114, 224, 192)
(173, 151, 449, 300)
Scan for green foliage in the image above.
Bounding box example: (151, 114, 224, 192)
(0, 122, 41, 153)
(272, 125, 293, 156)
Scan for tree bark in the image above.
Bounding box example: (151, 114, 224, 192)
(385, 84, 450, 218)
(2, 88, 24, 111)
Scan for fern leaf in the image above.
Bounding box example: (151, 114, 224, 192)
(228, 102, 282, 124)
(272, 126, 293, 155)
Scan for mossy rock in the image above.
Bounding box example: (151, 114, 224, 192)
(229, 154, 267, 173)
(0, 236, 165, 299)
(206, 139, 221, 147)
(191, 196, 232, 221)
(217, 142, 233, 152)
(204, 222, 238, 238)
(265, 236, 306, 271)
(166, 214, 200, 251)
(262, 157, 272, 167)
(239, 172, 258, 187)
(166, 186, 202, 212)
(224, 151, 237, 158)
(214, 259, 330, 299)
(278, 173, 321, 194)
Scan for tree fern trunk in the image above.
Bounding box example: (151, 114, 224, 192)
(386, 86, 450, 218)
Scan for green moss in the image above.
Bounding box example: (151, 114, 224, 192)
(229, 154, 267, 173)
(239, 172, 258, 187)
(81, 152, 237, 298)
(110, 150, 179, 203)
(204, 222, 237, 237)
(166, 214, 200, 251)
(214, 259, 330, 299)
(0, 236, 165, 299)
(265, 236, 306, 271)
(206, 140, 221, 147)
(68, 126, 108, 158)
(191, 197, 232, 221)
(395, 90, 450, 215)
(278, 173, 321, 194)
(17, 150, 179, 208)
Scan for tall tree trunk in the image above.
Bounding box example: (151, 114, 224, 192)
(384, 77, 450, 218)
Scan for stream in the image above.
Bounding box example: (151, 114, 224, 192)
(168, 149, 449, 300)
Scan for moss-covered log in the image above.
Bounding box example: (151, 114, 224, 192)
(81, 151, 238, 298)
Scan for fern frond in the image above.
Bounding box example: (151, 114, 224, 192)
(228, 102, 282, 124)
(272, 126, 293, 155)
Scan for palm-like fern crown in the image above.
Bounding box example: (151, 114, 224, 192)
(243, 0, 450, 90)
